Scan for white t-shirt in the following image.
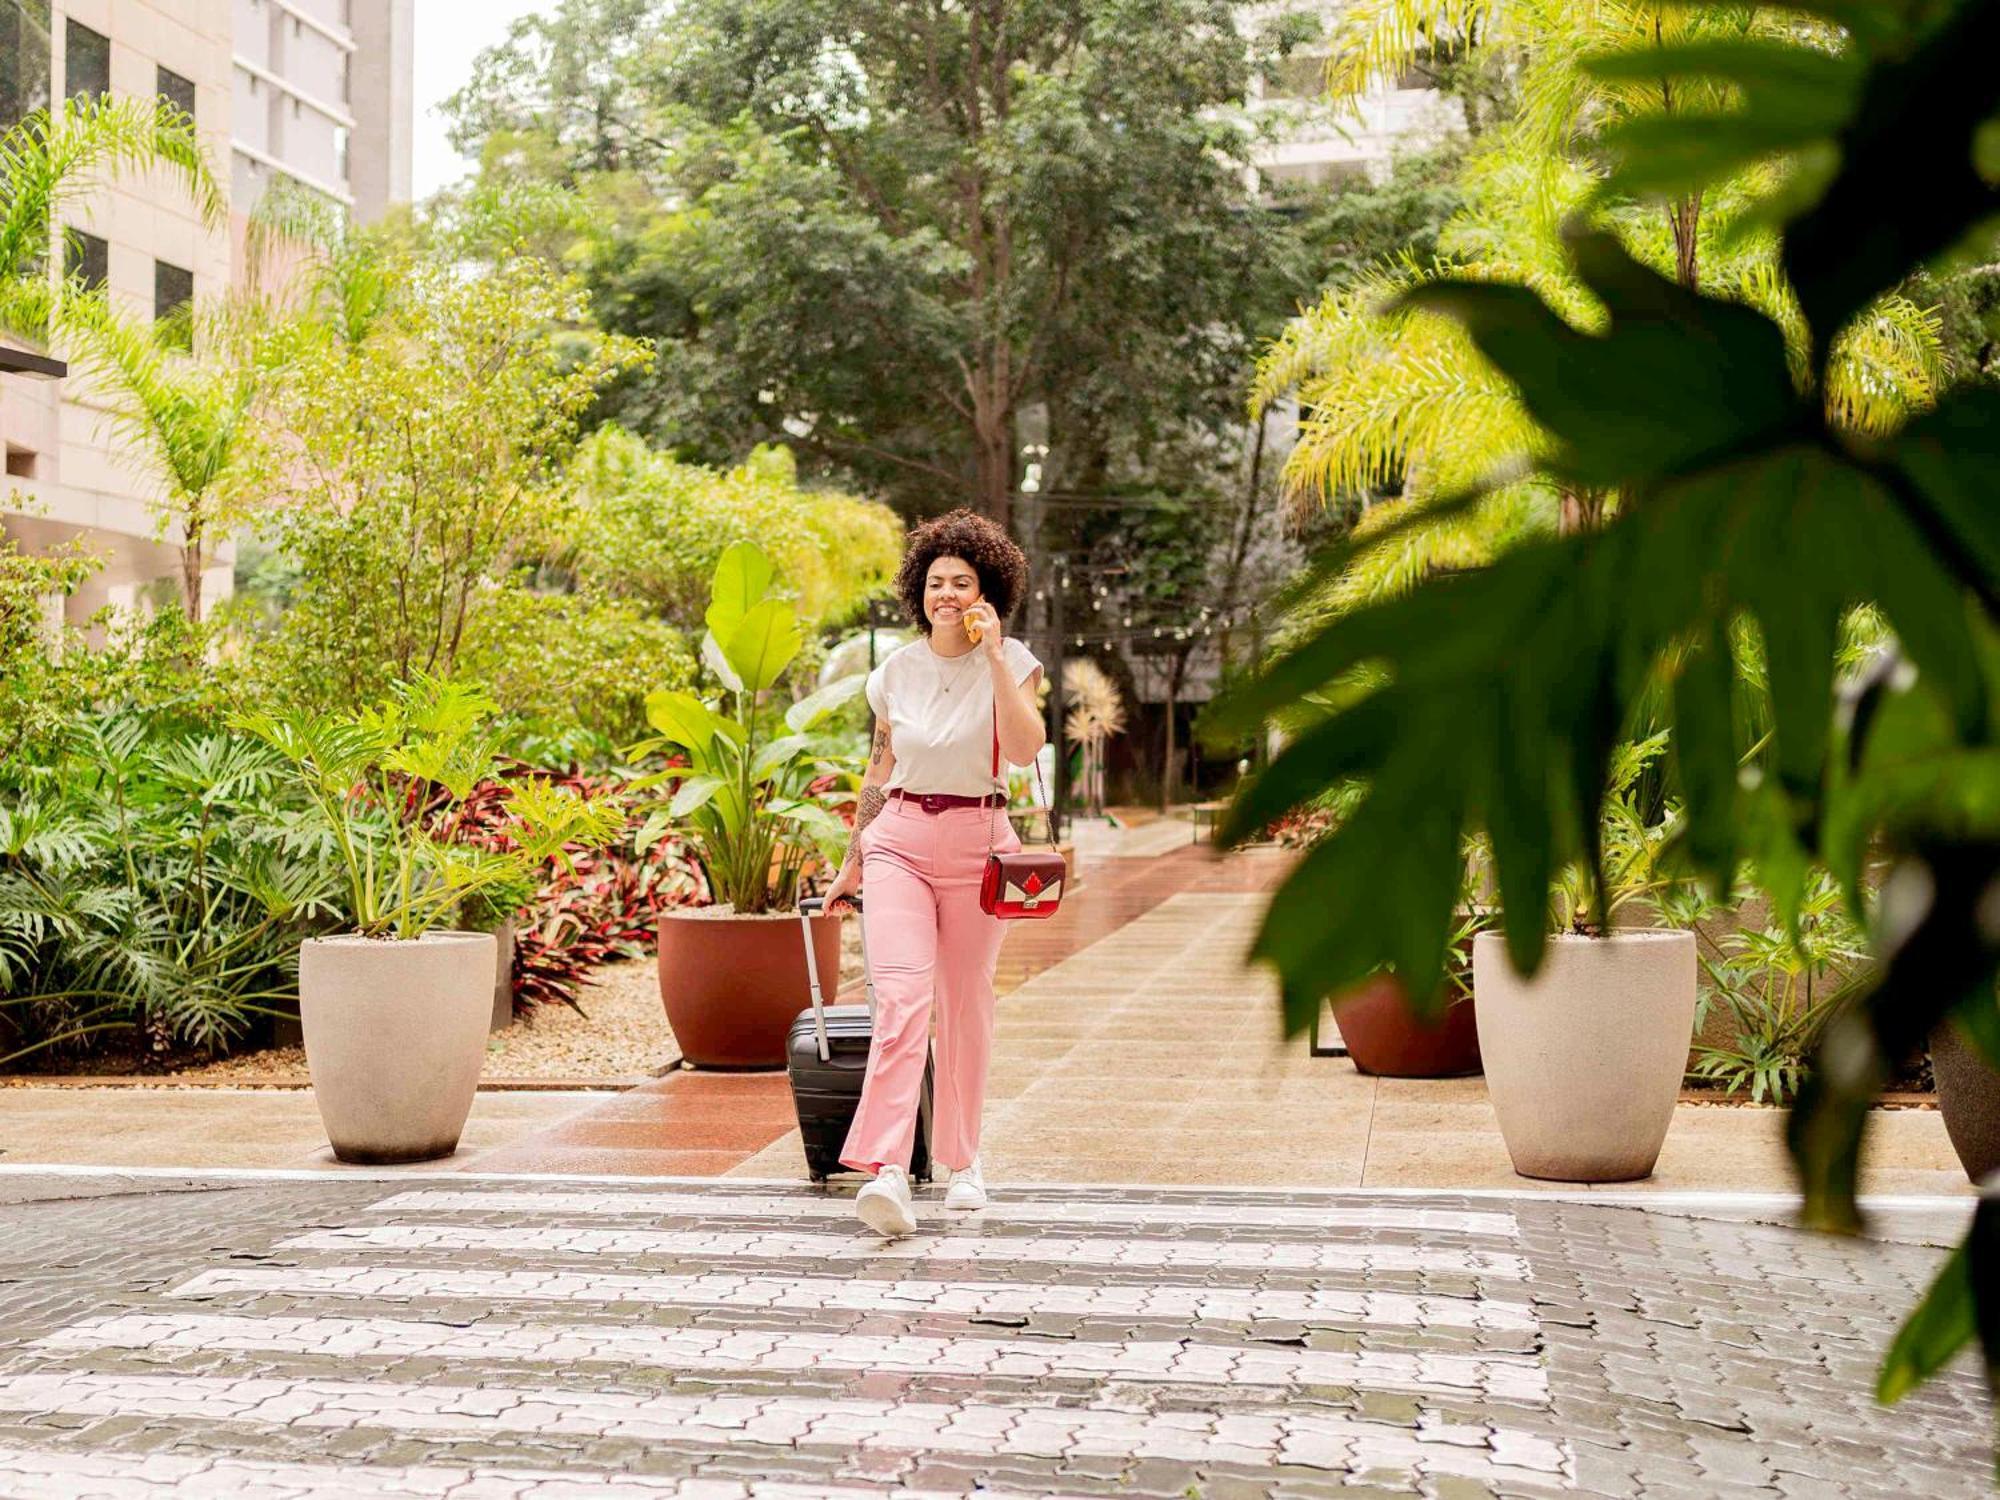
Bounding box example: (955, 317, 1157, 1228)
(865, 636, 1043, 796)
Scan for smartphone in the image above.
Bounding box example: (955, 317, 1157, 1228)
(964, 593, 985, 643)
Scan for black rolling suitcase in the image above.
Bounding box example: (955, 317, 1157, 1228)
(788, 894, 934, 1184)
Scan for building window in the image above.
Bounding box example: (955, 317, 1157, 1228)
(65, 18, 109, 102)
(1263, 52, 1328, 103)
(1, 1, 52, 134)
(334, 124, 349, 182)
(154, 259, 194, 325)
(340, 52, 350, 105)
(4, 445, 37, 481)
(156, 64, 194, 123)
(64, 229, 108, 291)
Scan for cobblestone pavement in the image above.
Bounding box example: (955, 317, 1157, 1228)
(0, 1170, 1987, 1497)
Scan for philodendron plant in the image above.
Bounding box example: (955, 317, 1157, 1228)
(632, 543, 864, 913)
(234, 675, 625, 941)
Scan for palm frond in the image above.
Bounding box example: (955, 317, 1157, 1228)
(1322, 0, 1498, 105)
(0, 94, 222, 291)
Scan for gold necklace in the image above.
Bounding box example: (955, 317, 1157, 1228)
(930, 642, 981, 694)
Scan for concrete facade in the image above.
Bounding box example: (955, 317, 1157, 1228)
(1242, 1, 1463, 192)
(0, 0, 412, 631)
(345, 0, 413, 225)
(229, 0, 412, 224)
(1, 0, 237, 627)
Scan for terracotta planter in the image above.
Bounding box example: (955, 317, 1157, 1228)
(1334, 975, 1482, 1078)
(1931, 1021, 2000, 1183)
(659, 908, 841, 1068)
(298, 931, 496, 1165)
(1474, 930, 1696, 1183)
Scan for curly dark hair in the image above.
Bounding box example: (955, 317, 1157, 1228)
(892, 508, 1030, 635)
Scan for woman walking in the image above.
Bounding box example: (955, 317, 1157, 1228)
(820, 509, 1045, 1238)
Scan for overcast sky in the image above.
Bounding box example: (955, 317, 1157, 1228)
(411, 0, 554, 202)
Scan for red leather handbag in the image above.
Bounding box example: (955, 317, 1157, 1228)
(979, 718, 1066, 920)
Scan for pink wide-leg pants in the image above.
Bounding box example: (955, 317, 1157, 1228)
(839, 797, 1021, 1175)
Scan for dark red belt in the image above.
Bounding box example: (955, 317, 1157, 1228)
(890, 789, 1004, 813)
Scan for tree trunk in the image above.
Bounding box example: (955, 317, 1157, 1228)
(180, 521, 205, 624)
(971, 371, 1014, 529)
(1669, 192, 1703, 291)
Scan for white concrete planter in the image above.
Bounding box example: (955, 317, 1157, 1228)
(1473, 929, 1697, 1183)
(298, 931, 496, 1164)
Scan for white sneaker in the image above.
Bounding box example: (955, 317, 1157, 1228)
(944, 1157, 987, 1212)
(855, 1164, 918, 1238)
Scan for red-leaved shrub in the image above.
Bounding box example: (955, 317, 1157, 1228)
(431, 760, 705, 1015)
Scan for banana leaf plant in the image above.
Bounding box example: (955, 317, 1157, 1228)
(630, 543, 864, 913)
(1218, 2, 2000, 1419)
(233, 675, 625, 941)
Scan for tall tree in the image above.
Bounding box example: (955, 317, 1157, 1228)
(447, 0, 1311, 526)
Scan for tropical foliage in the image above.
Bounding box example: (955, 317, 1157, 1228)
(631, 544, 867, 913)
(1222, 0, 2000, 1408)
(0, 710, 342, 1067)
(62, 294, 274, 622)
(445, 0, 1348, 522)
(1681, 871, 1869, 1107)
(1257, 0, 1950, 613)
(234, 676, 626, 942)
(245, 253, 649, 707)
(0, 92, 222, 340)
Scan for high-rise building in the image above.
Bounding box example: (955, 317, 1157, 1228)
(229, 0, 414, 230)
(1243, 2, 1459, 192)
(0, 0, 413, 630)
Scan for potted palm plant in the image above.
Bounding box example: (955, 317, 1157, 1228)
(633, 543, 864, 1067)
(1472, 736, 1698, 1182)
(235, 676, 622, 1162)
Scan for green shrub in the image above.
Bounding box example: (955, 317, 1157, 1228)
(233, 675, 626, 942)
(0, 710, 343, 1067)
(458, 588, 697, 752)
(568, 426, 900, 630)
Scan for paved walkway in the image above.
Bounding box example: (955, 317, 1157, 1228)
(0, 1169, 1985, 1497)
(466, 846, 1967, 1195)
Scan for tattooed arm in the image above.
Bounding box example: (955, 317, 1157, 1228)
(826, 716, 894, 913)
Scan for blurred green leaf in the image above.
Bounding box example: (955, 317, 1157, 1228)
(1790, 839, 2000, 1233)
(1878, 1234, 1976, 1404)
(1783, 2, 2000, 370)
(1398, 234, 1800, 489)
(784, 673, 866, 733)
(1892, 386, 2000, 608)
(721, 598, 804, 694)
(1672, 621, 1740, 890)
(705, 541, 775, 645)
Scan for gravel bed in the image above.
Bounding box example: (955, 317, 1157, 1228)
(4, 920, 868, 1089)
(67, 959, 680, 1087)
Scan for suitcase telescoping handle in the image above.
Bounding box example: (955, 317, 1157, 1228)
(798, 895, 874, 1064)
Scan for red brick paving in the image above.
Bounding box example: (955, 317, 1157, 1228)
(467, 843, 1291, 1177)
